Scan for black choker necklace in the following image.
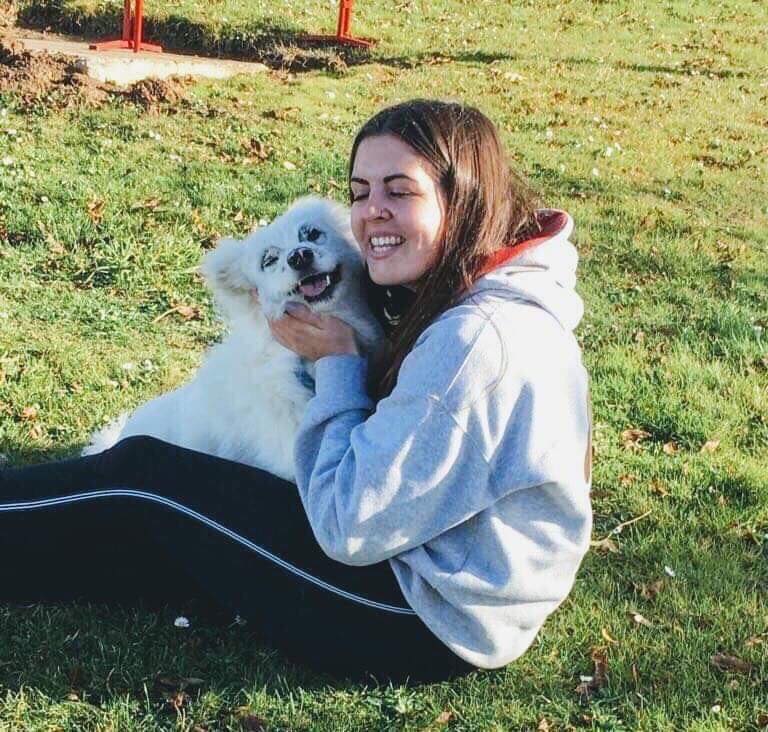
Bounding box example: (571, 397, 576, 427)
(365, 278, 417, 337)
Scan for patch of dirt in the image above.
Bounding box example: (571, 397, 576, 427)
(124, 75, 192, 111)
(0, 35, 191, 112)
(0, 36, 111, 107)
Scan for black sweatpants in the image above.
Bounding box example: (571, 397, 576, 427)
(0, 436, 475, 683)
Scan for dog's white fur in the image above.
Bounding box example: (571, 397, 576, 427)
(83, 197, 383, 481)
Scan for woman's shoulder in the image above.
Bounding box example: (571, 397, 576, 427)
(396, 295, 581, 410)
(419, 289, 571, 354)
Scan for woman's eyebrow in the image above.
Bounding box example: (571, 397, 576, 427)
(350, 174, 417, 185)
(383, 174, 417, 184)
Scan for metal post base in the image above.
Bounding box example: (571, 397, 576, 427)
(89, 39, 163, 53)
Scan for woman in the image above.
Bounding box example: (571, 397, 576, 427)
(0, 100, 592, 683)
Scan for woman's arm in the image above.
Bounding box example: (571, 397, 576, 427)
(291, 309, 564, 566)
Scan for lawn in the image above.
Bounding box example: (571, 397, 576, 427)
(1, 0, 767, 729)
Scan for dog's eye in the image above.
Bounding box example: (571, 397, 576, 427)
(261, 251, 279, 269)
(299, 224, 324, 243)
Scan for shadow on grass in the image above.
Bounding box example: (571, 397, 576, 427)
(561, 54, 751, 79)
(0, 600, 341, 701)
(1, 442, 85, 466)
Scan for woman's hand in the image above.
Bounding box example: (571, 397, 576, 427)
(269, 303, 359, 361)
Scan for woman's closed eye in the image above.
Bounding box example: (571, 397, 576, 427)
(350, 190, 415, 202)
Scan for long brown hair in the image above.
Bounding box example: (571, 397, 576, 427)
(349, 99, 540, 398)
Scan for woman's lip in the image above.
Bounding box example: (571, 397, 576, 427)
(366, 242, 402, 260)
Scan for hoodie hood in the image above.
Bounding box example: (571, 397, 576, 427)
(366, 209, 583, 336)
(468, 209, 584, 332)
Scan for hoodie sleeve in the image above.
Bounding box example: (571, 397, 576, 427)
(293, 308, 559, 566)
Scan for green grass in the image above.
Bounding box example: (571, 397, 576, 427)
(2, 0, 768, 728)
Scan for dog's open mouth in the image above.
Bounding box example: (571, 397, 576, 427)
(291, 265, 342, 303)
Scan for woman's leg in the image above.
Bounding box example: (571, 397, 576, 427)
(0, 437, 474, 682)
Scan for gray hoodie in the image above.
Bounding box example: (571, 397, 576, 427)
(293, 211, 592, 669)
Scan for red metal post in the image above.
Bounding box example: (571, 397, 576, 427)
(89, 0, 162, 53)
(336, 0, 351, 37)
(133, 0, 144, 52)
(305, 0, 375, 48)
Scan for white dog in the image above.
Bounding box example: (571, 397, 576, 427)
(83, 197, 383, 481)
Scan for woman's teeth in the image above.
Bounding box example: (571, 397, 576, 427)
(369, 235, 405, 250)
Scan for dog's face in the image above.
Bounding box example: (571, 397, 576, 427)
(202, 197, 365, 321)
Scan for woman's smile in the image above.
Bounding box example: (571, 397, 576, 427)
(367, 233, 406, 258)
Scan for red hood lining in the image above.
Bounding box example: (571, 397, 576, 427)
(476, 209, 569, 279)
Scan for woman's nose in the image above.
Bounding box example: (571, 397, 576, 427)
(365, 193, 391, 220)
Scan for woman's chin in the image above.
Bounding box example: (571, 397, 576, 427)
(367, 261, 420, 291)
(367, 265, 401, 287)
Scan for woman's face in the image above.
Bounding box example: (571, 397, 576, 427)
(350, 134, 445, 289)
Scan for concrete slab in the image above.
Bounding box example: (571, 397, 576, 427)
(15, 34, 268, 85)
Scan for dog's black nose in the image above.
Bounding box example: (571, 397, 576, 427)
(287, 247, 314, 270)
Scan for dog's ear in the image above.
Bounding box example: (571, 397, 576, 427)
(200, 237, 251, 294)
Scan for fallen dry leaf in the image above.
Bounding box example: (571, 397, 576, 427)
(575, 647, 609, 698)
(87, 197, 105, 224)
(20, 405, 38, 420)
(700, 439, 720, 453)
(243, 138, 270, 160)
(153, 304, 203, 323)
(601, 627, 619, 645)
(710, 653, 752, 674)
(174, 304, 202, 321)
(629, 611, 653, 628)
(243, 137, 273, 163)
(590, 536, 619, 553)
(621, 427, 651, 451)
(163, 690, 190, 712)
(263, 107, 299, 121)
(756, 712, 768, 728)
(662, 441, 679, 455)
(131, 197, 162, 211)
(433, 710, 453, 725)
(619, 473, 637, 487)
(537, 719, 551, 731)
(29, 423, 44, 440)
(650, 480, 669, 497)
(635, 578, 665, 599)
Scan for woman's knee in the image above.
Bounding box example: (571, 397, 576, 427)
(96, 435, 172, 481)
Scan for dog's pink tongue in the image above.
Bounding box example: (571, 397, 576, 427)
(299, 278, 328, 297)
